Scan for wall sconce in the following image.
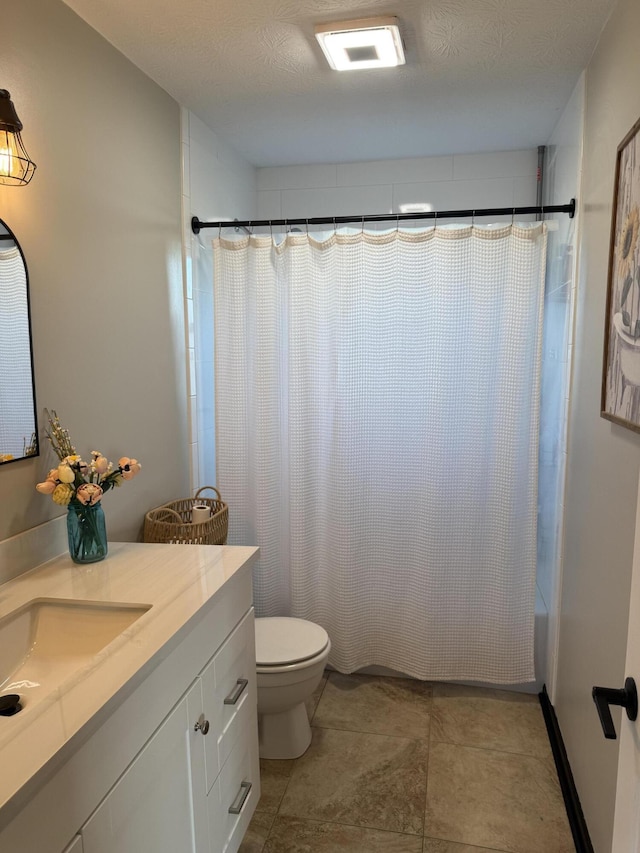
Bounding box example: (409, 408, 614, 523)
(0, 90, 36, 186)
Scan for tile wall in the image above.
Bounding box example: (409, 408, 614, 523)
(539, 78, 584, 702)
(256, 149, 539, 224)
(181, 109, 257, 493)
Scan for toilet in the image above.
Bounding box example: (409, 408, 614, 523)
(255, 617, 331, 759)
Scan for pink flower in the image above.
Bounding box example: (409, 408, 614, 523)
(119, 457, 141, 480)
(93, 455, 109, 475)
(76, 482, 104, 506)
(36, 480, 56, 495)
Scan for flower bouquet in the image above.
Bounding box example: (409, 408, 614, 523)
(36, 410, 141, 564)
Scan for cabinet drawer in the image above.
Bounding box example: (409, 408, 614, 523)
(201, 609, 256, 792)
(207, 722, 260, 853)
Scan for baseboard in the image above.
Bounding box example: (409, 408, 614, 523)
(539, 686, 594, 853)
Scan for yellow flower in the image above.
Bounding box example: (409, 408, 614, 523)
(52, 483, 73, 505)
(618, 206, 639, 282)
(57, 464, 75, 484)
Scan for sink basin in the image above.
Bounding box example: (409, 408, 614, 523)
(0, 599, 151, 711)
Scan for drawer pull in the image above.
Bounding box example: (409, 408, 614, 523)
(228, 781, 252, 815)
(224, 677, 249, 706)
(194, 714, 210, 735)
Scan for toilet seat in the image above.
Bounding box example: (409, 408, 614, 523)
(255, 617, 329, 667)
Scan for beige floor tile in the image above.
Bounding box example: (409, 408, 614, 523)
(239, 811, 275, 853)
(314, 672, 432, 739)
(431, 684, 552, 759)
(423, 838, 506, 852)
(306, 671, 329, 721)
(279, 726, 427, 835)
(256, 758, 295, 815)
(425, 742, 574, 853)
(264, 815, 424, 852)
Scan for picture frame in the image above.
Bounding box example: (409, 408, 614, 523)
(602, 116, 640, 432)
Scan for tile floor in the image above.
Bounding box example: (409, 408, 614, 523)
(239, 673, 575, 853)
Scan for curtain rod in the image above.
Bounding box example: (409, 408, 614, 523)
(191, 199, 576, 235)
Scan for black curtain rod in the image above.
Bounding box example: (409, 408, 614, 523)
(191, 199, 576, 234)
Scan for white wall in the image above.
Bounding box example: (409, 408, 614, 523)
(541, 77, 585, 702)
(0, 0, 188, 554)
(257, 150, 539, 224)
(183, 112, 256, 492)
(557, 0, 640, 847)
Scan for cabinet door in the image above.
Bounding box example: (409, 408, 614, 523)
(82, 682, 205, 853)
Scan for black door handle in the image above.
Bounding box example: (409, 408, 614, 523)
(592, 677, 638, 740)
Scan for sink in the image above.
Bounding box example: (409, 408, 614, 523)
(0, 599, 151, 711)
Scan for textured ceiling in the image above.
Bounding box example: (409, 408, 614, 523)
(62, 0, 615, 166)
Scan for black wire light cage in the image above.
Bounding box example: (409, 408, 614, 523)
(0, 90, 36, 186)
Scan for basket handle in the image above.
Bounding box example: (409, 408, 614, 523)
(195, 485, 222, 502)
(148, 507, 184, 524)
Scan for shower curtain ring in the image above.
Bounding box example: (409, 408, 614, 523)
(305, 219, 309, 236)
(512, 208, 516, 226)
(218, 222, 222, 239)
(270, 220, 273, 239)
(361, 216, 365, 235)
(472, 210, 475, 227)
(396, 215, 400, 233)
(434, 211, 438, 232)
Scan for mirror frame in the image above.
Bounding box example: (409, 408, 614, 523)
(0, 218, 39, 465)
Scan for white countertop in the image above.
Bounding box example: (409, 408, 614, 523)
(0, 542, 259, 816)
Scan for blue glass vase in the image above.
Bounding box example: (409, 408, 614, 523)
(67, 500, 108, 564)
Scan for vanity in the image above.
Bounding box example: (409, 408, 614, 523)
(0, 541, 260, 853)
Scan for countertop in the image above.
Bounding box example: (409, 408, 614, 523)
(0, 542, 259, 816)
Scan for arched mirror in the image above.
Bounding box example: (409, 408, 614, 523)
(0, 219, 38, 464)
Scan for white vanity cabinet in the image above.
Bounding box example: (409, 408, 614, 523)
(81, 609, 259, 853)
(0, 545, 260, 853)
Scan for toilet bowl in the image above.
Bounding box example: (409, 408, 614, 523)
(255, 617, 331, 759)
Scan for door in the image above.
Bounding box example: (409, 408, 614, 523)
(612, 470, 640, 852)
(81, 682, 206, 853)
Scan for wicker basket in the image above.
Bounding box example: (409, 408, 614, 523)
(143, 486, 228, 546)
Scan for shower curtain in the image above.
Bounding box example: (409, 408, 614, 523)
(214, 224, 547, 683)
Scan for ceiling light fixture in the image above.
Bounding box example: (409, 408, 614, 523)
(315, 17, 405, 72)
(0, 90, 37, 187)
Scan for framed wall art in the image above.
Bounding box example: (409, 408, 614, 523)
(602, 116, 640, 431)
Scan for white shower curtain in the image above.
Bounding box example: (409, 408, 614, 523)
(214, 224, 547, 683)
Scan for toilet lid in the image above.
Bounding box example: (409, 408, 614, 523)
(255, 617, 329, 666)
